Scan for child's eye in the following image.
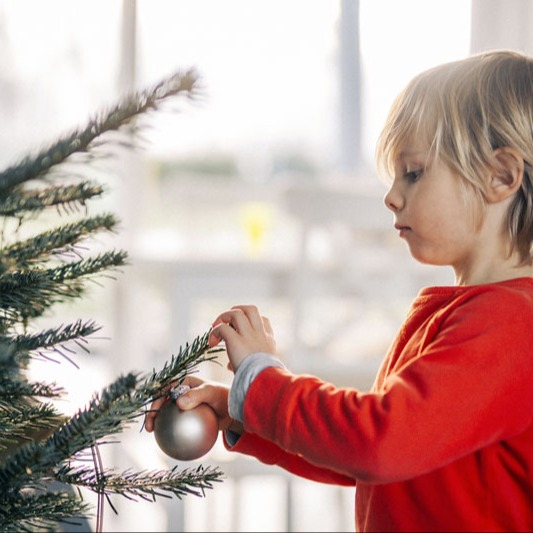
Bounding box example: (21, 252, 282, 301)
(404, 169, 422, 182)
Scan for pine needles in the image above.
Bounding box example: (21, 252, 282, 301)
(0, 68, 225, 532)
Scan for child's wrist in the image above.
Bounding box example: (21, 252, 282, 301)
(229, 419, 244, 435)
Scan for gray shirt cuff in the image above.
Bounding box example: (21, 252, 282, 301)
(228, 352, 286, 423)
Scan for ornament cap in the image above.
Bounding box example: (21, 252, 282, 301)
(169, 384, 191, 400)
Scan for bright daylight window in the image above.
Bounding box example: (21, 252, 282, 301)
(0, 1, 471, 532)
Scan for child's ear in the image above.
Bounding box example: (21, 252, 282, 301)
(486, 147, 524, 203)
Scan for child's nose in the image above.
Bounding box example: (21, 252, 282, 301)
(383, 184, 404, 212)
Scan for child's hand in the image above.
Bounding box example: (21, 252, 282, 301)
(208, 304, 277, 372)
(144, 375, 243, 435)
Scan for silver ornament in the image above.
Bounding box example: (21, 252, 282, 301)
(154, 387, 218, 461)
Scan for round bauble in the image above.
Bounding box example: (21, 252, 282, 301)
(154, 400, 218, 461)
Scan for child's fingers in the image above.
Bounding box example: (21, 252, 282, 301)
(212, 308, 252, 334)
(230, 304, 264, 330)
(176, 383, 212, 411)
(145, 376, 206, 432)
(208, 327, 221, 347)
(262, 315, 273, 334)
(208, 321, 238, 347)
(144, 396, 168, 432)
(211, 306, 268, 338)
(226, 305, 272, 335)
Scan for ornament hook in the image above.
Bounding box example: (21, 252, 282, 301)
(168, 384, 191, 400)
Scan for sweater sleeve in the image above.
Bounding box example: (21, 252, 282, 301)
(224, 353, 356, 486)
(222, 426, 356, 486)
(240, 288, 533, 483)
(228, 352, 285, 422)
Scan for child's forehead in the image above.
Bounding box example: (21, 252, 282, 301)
(394, 138, 433, 162)
(388, 106, 438, 155)
(398, 147, 429, 159)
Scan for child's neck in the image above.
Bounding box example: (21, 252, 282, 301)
(454, 261, 533, 286)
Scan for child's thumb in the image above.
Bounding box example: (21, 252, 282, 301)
(176, 391, 196, 410)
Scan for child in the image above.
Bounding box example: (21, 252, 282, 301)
(145, 49, 533, 531)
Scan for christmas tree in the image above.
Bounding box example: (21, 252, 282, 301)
(0, 68, 224, 532)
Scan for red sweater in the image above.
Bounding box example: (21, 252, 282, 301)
(225, 278, 533, 532)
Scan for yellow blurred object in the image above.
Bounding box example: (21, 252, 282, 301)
(239, 202, 273, 258)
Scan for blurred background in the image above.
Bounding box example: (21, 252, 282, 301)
(2, 0, 532, 531)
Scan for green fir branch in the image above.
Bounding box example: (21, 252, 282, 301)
(0, 182, 105, 218)
(0, 63, 223, 530)
(0, 69, 199, 193)
(0, 270, 85, 321)
(0, 403, 61, 430)
(0, 214, 118, 273)
(0, 402, 61, 438)
(0, 401, 66, 461)
(55, 463, 223, 503)
(0, 374, 140, 494)
(0, 376, 64, 405)
(0, 330, 223, 526)
(0, 339, 19, 365)
(50, 250, 128, 283)
(0, 250, 127, 321)
(138, 329, 222, 402)
(9, 319, 102, 366)
(0, 490, 91, 532)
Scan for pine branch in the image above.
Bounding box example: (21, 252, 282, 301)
(0, 339, 19, 363)
(0, 47, 221, 531)
(138, 329, 223, 402)
(0, 374, 140, 494)
(56, 463, 223, 502)
(50, 250, 128, 283)
(0, 251, 127, 321)
(0, 181, 104, 218)
(0, 401, 67, 463)
(0, 402, 61, 441)
(9, 319, 102, 366)
(0, 69, 199, 193)
(0, 490, 91, 532)
(0, 376, 64, 404)
(0, 328, 224, 529)
(0, 270, 81, 322)
(0, 214, 118, 273)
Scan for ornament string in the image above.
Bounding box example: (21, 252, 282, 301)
(91, 443, 105, 533)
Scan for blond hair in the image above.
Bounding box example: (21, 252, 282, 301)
(376, 49, 533, 264)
